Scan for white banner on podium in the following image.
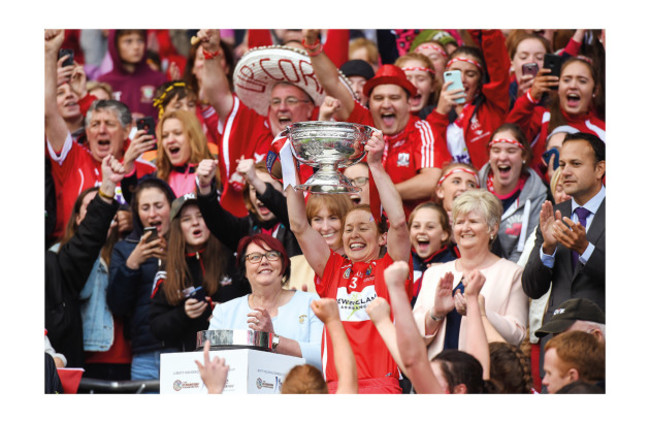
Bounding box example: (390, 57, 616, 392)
(160, 349, 306, 394)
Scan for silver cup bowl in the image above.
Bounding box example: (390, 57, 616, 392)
(196, 329, 272, 351)
(282, 121, 377, 194)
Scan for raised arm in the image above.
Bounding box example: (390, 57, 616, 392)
(311, 298, 357, 394)
(384, 261, 443, 394)
(366, 131, 410, 262)
(286, 157, 331, 278)
(196, 159, 251, 251)
(302, 29, 355, 121)
(44, 29, 71, 153)
(56, 155, 124, 294)
(194, 29, 234, 120)
(462, 269, 490, 380)
(366, 297, 406, 374)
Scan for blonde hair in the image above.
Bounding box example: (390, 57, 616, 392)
(452, 189, 502, 235)
(155, 109, 215, 183)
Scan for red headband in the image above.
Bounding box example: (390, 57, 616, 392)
(401, 66, 436, 76)
(415, 43, 448, 58)
(488, 138, 525, 150)
(437, 167, 479, 186)
(446, 57, 483, 71)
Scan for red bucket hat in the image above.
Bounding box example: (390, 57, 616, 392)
(362, 64, 417, 98)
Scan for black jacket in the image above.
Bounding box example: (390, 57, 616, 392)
(45, 195, 118, 367)
(149, 248, 250, 351)
(522, 198, 606, 325)
(197, 182, 302, 258)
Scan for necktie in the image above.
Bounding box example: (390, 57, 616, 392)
(572, 207, 591, 269)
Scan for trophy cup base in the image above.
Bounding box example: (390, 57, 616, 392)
(295, 168, 361, 194)
(295, 184, 360, 194)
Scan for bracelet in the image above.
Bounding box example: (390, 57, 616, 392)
(429, 309, 444, 322)
(203, 48, 221, 60)
(301, 37, 321, 50)
(301, 38, 323, 57)
(306, 44, 323, 57)
(98, 187, 114, 200)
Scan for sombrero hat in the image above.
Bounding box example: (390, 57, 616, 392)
(233, 45, 355, 116)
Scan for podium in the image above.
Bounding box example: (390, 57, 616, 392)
(160, 348, 305, 394)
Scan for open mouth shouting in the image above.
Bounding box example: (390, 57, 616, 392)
(409, 93, 423, 110)
(166, 144, 185, 165)
(380, 112, 397, 129)
(563, 91, 585, 114)
(277, 113, 292, 128)
(415, 235, 431, 253)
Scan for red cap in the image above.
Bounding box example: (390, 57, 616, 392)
(362, 64, 417, 97)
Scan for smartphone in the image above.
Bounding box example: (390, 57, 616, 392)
(542, 147, 560, 169)
(136, 116, 157, 151)
(143, 226, 158, 241)
(543, 53, 562, 89)
(187, 286, 207, 302)
(443, 70, 465, 104)
(58, 48, 74, 67)
(522, 62, 539, 77)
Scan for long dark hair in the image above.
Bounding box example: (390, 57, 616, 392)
(130, 176, 176, 235)
(163, 201, 227, 306)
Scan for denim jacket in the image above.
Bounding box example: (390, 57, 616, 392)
(49, 243, 114, 352)
(78, 257, 114, 351)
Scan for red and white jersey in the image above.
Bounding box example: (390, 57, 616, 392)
(214, 94, 274, 217)
(347, 101, 451, 216)
(317, 252, 413, 383)
(47, 132, 155, 239)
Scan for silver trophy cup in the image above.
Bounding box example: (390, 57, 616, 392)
(282, 121, 376, 194)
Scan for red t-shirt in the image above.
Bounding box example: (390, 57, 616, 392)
(214, 94, 274, 217)
(47, 133, 156, 239)
(317, 251, 413, 387)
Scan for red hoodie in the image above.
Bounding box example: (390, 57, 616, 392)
(98, 30, 167, 119)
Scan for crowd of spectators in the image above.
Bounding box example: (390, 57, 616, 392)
(44, 27, 605, 395)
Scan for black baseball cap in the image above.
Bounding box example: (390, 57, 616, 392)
(535, 298, 605, 338)
(340, 60, 375, 81)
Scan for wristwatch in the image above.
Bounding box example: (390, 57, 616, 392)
(271, 333, 280, 351)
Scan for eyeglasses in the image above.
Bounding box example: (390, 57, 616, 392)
(269, 96, 311, 108)
(244, 251, 282, 264)
(349, 177, 369, 187)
